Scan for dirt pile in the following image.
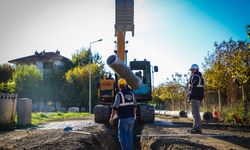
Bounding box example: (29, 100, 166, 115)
(0, 124, 119, 150)
(1, 117, 250, 150)
(136, 122, 250, 150)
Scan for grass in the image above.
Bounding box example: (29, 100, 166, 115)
(0, 112, 91, 131)
(31, 112, 91, 125)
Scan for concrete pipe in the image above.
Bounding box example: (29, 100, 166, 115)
(165, 110, 187, 118)
(155, 110, 158, 114)
(155, 110, 187, 118)
(107, 55, 142, 90)
(187, 110, 213, 123)
(159, 110, 166, 115)
(17, 98, 32, 126)
(0, 94, 17, 125)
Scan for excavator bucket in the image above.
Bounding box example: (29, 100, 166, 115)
(115, 0, 134, 36)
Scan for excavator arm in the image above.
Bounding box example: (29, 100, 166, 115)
(95, 0, 156, 123)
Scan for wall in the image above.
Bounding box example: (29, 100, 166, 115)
(53, 60, 64, 66)
(35, 61, 44, 74)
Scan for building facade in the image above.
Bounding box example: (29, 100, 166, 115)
(8, 50, 71, 74)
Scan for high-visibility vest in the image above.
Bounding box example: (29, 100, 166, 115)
(190, 74, 204, 88)
(117, 90, 136, 118)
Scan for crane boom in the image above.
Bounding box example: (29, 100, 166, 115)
(94, 0, 157, 123)
(117, 31, 126, 63)
(115, 0, 134, 63)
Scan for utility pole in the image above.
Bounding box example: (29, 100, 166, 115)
(88, 39, 103, 113)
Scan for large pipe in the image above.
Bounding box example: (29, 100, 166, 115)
(155, 110, 187, 118)
(107, 55, 142, 90)
(186, 110, 213, 123)
(159, 110, 166, 115)
(0, 94, 17, 125)
(165, 111, 187, 118)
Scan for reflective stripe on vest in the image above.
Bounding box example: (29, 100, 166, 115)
(191, 74, 204, 88)
(118, 91, 135, 107)
(120, 102, 135, 106)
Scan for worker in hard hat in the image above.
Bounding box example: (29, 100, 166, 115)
(110, 78, 137, 150)
(187, 64, 204, 134)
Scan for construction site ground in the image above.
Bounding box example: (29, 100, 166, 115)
(0, 115, 250, 150)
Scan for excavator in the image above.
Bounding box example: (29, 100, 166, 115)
(94, 0, 158, 123)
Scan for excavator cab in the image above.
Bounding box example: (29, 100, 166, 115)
(130, 60, 152, 102)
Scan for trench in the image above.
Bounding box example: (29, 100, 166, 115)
(134, 120, 217, 150)
(1, 118, 250, 149)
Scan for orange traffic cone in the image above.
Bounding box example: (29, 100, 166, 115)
(213, 106, 219, 122)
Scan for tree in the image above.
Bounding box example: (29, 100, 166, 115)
(0, 63, 14, 83)
(65, 64, 103, 109)
(203, 38, 250, 120)
(13, 65, 43, 101)
(152, 73, 188, 110)
(203, 62, 228, 111)
(41, 66, 68, 111)
(72, 48, 103, 67)
(64, 48, 105, 109)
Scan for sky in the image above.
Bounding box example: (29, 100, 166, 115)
(0, 0, 249, 86)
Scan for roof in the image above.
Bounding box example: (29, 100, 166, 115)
(8, 51, 71, 64)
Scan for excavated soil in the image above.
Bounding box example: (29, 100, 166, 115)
(138, 115, 250, 150)
(0, 124, 119, 150)
(0, 115, 250, 150)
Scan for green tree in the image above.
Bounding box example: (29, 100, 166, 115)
(203, 62, 228, 111)
(72, 48, 103, 67)
(41, 66, 68, 111)
(0, 63, 14, 83)
(65, 64, 103, 109)
(13, 65, 43, 100)
(153, 73, 187, 110)
(203, 38, 250, 121)
(64, 47, 105, 110)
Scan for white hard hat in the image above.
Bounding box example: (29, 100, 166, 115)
(190, 64, 199, 70)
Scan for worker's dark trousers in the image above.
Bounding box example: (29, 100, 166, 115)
(191, 99, 202, 130)
(118, 117, 135, 150)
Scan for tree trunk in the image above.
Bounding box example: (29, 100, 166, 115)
(53, 100, 57, 112)
(241, 86, 248, 122)
(241, 86, 245, 100)
(218, 90, 222, 112)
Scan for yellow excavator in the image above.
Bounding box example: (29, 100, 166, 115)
(94, 0, 158, 123)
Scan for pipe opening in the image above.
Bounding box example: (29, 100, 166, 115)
(107, 55, 117, 65)
(203, 112, 213, 122)
(179, 110, 187, 118)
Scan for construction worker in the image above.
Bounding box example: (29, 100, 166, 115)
(187, 64, 204, 134)
(110, 78, 137, 150)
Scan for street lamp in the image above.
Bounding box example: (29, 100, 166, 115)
(89, 39, 103, 113)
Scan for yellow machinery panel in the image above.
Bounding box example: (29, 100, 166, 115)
(100, 79, 114, 91)
(98, 79, 115, 102)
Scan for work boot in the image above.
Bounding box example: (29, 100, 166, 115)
(187, 128, 202, 134)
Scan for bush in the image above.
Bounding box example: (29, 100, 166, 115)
(57, 112, 63, 116)
(39, 113, 48, 118)
(0, 81, 16, 93)
(220, 106, 250, 124)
